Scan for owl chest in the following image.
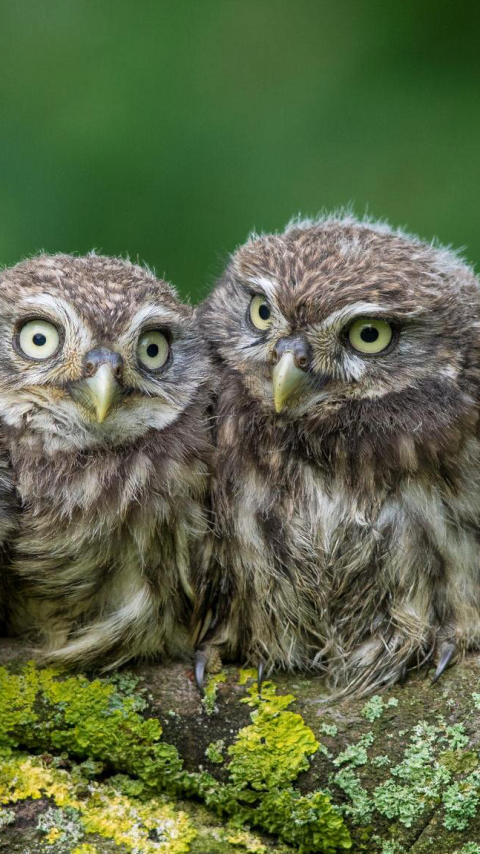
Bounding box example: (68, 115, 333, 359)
(231, 460, 352, 567)
(230, 456, 480, 589)
(11, 454, 173, 569)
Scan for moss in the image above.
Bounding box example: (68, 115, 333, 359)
(0, 662, 351, 853)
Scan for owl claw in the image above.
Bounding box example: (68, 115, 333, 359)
(195, 651, 207, 695)
(257, 660, 265, 696)
(431, 642, 457, 684)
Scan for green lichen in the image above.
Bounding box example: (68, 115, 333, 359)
(0, 806, 15, 831)
(371, 839, 405, 854)
(371, 755, 390, 769)
(361, 695, 398, 723)
(454, 845, 480, 854)
(444, 722, 470, 751)
(205, 740, 225, 764)
(330, 710, 480, 840)
(226, 825, 269, 852)
(37, 805, 85, 847)
(372, 721, 451, 828)
(332, 768, 373, 826)
(333, 732, 374, 769)
(198, 679, 351, 852)
(229, 680, 319, 792)
(442, 771, 480, 830)
(202, 672, 228, 715)
(0, 751, 197, 853)
(0, 662, 351, 853)
(320, 723, 338, 737)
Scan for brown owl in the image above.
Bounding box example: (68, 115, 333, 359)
(0, 253, 212, 670)
(195, 215, 480, 695)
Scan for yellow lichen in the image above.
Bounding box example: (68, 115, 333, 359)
(227, 828, 268, 852)
(238, 669, 258, 686)
(202, 671, 228, 715)
(0, 662, 350, 853)
(229, 680, 319, 792)
(46, 826, 62, 844)
(72, 846, 100, 854)
(0, 752, 196, 853)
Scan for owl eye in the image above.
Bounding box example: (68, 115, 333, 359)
(137, 330, 169, 370)
(18, 319, 61, 360)
(250, 295, 272, 331)
(347, 317, 393, 354)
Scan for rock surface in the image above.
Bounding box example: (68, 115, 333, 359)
(0, 638, 480, 853)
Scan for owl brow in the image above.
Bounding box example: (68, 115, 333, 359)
(17, 294, 92, 347)
(247, 276, 279, 301)
(121, 304, 183, 340)
(320, 302, 416, 331)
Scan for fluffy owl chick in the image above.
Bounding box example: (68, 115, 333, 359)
(1, 253, 211, 669)
(195, 215, 480, 695)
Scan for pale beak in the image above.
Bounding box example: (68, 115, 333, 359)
(84, 363, 119, 423)
(272, 351, 307, 413)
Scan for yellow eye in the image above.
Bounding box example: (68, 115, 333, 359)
(18, 319, 60, 360)
(348, 317, 393, 354)
(249, 295, 272, 331)
(138, 330, 169, 370)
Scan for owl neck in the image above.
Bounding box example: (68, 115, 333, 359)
(226, 373, 478, 491)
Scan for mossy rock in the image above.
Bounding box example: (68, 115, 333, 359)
(1, 638, 480, 853)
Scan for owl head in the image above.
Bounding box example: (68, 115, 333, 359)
(199, 216, 480, 456)
(0, 254, 209, 452)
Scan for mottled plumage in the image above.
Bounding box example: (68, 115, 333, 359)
(196, 214, 480, 695)
(0, 253, 211, 669)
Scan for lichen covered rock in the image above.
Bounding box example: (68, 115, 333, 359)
(1, 639, 480, 852)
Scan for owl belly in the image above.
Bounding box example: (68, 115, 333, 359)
(226, 456, 480, 686)
(8, 498, 190, 665)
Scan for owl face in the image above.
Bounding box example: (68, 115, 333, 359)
(0, 254, 209, 451)
(200, 218, 480, 421)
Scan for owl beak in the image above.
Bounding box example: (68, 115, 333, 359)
(85, 363, 119, 423)
(272, 351, 307, 413)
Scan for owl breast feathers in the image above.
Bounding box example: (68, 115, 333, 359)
(195, 214, 480, 695)
(0, 253, 212, 669)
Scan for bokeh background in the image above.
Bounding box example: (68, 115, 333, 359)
(1, 1, 479, 302)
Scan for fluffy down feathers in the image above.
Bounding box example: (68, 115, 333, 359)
(0, 253, 212, 669)
(196, 214, 480, 695)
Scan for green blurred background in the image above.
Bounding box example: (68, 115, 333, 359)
(0, 0, 479, 302)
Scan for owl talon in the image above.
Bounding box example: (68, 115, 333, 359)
(195, 651, 207, 695)
(431, 642, 457, 684)
(257, 660, 265, 696)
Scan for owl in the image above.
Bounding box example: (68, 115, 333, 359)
(0, 253, 212, 670)
(195, 214, 480, 695)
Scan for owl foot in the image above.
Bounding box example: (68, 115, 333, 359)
(431, 641, 457, 684)
(195, 650, 208, 695)
(257, 660, 265, 696)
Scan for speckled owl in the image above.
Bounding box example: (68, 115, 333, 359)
(195, 214, 480, 695)
(0, 253, 212, 669)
